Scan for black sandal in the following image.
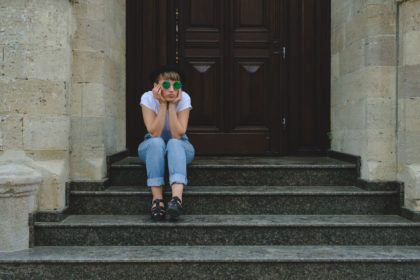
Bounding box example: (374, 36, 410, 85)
(167, 196, 182, 221)
(151, 199, 166, 221)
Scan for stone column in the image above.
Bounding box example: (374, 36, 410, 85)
(0, 0, 73, 211)
(0, 164, 41, 252)
(70, 0, 126, 180)
(331, 0, 397, 181)
(397, 0, 420, 211)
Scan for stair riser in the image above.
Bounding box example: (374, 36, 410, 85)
(68, 194, 400, 215)
(110, 168, 357, 186)
(34, 227, 420, 246)
(1, 262, 419, 280)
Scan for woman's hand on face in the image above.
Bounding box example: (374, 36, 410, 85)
(170, 89, 182, 104)
(152, 84, 167, 104)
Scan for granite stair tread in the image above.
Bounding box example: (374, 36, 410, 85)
(110, 156, 358, 186)
(112, 156, 356, 168)
(35, 214, 419, 227)
(2, 245, 420, 263)
(67, 185, 400, 215)
(72, 185, 397, 195)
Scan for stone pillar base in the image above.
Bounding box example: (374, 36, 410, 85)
(404, 164, 420, 211)
(0, 164, 41, 252)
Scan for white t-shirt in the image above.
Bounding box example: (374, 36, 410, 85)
(140, 90, 192, 141)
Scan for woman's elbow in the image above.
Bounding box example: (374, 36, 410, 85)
(149, 130, 161, 138)
(171, 130, 185, 139)
(150, 134, 159, 138)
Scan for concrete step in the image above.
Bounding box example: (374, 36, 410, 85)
(110, 156, 357, 186)
(34, 214, 420, 246)
(68, 185, 400, 215)
(1, 246, 420, 279)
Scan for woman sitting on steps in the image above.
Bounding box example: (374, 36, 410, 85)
(138, 65, 195, 221)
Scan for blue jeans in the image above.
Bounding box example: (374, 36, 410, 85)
(138, 134, 195, 187)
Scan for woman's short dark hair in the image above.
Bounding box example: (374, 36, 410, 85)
(149, 64, 185, 84)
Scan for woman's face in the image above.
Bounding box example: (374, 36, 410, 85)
(158, 79, 181, 102)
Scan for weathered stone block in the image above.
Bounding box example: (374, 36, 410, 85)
(333, 100, 367, 130)
(70, 149, 106, 180)
(365, 36, 396, 67)
(23, 116, 70, 150)
(400, 1, 420, 33)
(70, 116, 105, 149)
(72, 18, 107, 52)
(32, 159, 68, 211)
(103, 58, 121, 91)
(398, 64, 420, 97)
(364, 160, 397, 181)
(0, 79, 67, 115)
(82, 83, 106, 117)
(0, 115, 23, 150)
(70, 82, 83, 116)
(340, 129, 367, 157)
(344, 67, 395, 99)
(402, 97, 420, 131)
(366, 128, 396, 162)
(0, 12, 31, 45)
(332, 26, 345, 54)
(339, 39, 366, 75)
(72, 50, 106, 84)
(72, 0, 105, 21)
(3, 45, 71, 81)
(404, 131, 420, 164)
(345, 14, 367, 47)
(402, 31, 420, 66)
(366, 97, 396, 129)
(404, 164, 420, 211)
(71, 82, 106, 117)
(366, 3, 396, 36)
(332, 8, 349, 39)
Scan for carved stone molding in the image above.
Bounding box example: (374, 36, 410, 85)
(0, 164, 42, 252)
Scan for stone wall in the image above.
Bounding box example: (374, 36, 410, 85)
(70, 0, 126, 180)
(331, 0, 398, 181)
(397, 0, 420, 211)
(0, 0, 126, 210)
(0, 0, 73, 210)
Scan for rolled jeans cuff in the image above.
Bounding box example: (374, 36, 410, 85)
(147, 177, 165, 187)
(170, 173, 188, 186)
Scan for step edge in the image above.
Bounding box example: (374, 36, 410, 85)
(35, 219, 420, 228)
(111, 164, 357, 169)
(70, 190, 399, 196)
(2, 246, 420, 263)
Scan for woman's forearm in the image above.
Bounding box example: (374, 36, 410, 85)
(168, 104, 186, 138)
(148, 105, 167, 137)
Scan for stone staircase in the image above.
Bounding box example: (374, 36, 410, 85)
(1, 156, 420, 279)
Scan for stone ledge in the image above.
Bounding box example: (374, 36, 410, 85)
(0, 164, 42, 188)
(0, 163, 41, 252)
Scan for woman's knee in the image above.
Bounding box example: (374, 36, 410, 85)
(166, 138, 183, 150)
(139, 137, 166, 156)
(148, 137, 166, 151)
(167, 138, 182, 147)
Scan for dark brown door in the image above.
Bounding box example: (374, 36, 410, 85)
(177, 0, 286, 155)
(126, 0, 330, 156)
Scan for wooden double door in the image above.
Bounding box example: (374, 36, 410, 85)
(127, 0, 330, 155)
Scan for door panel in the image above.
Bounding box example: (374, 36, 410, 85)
(236, 0, 266, 27)
(181, 0, 282, 155)
(288, 0, 331, 154)
(234, 61, 267, 126)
